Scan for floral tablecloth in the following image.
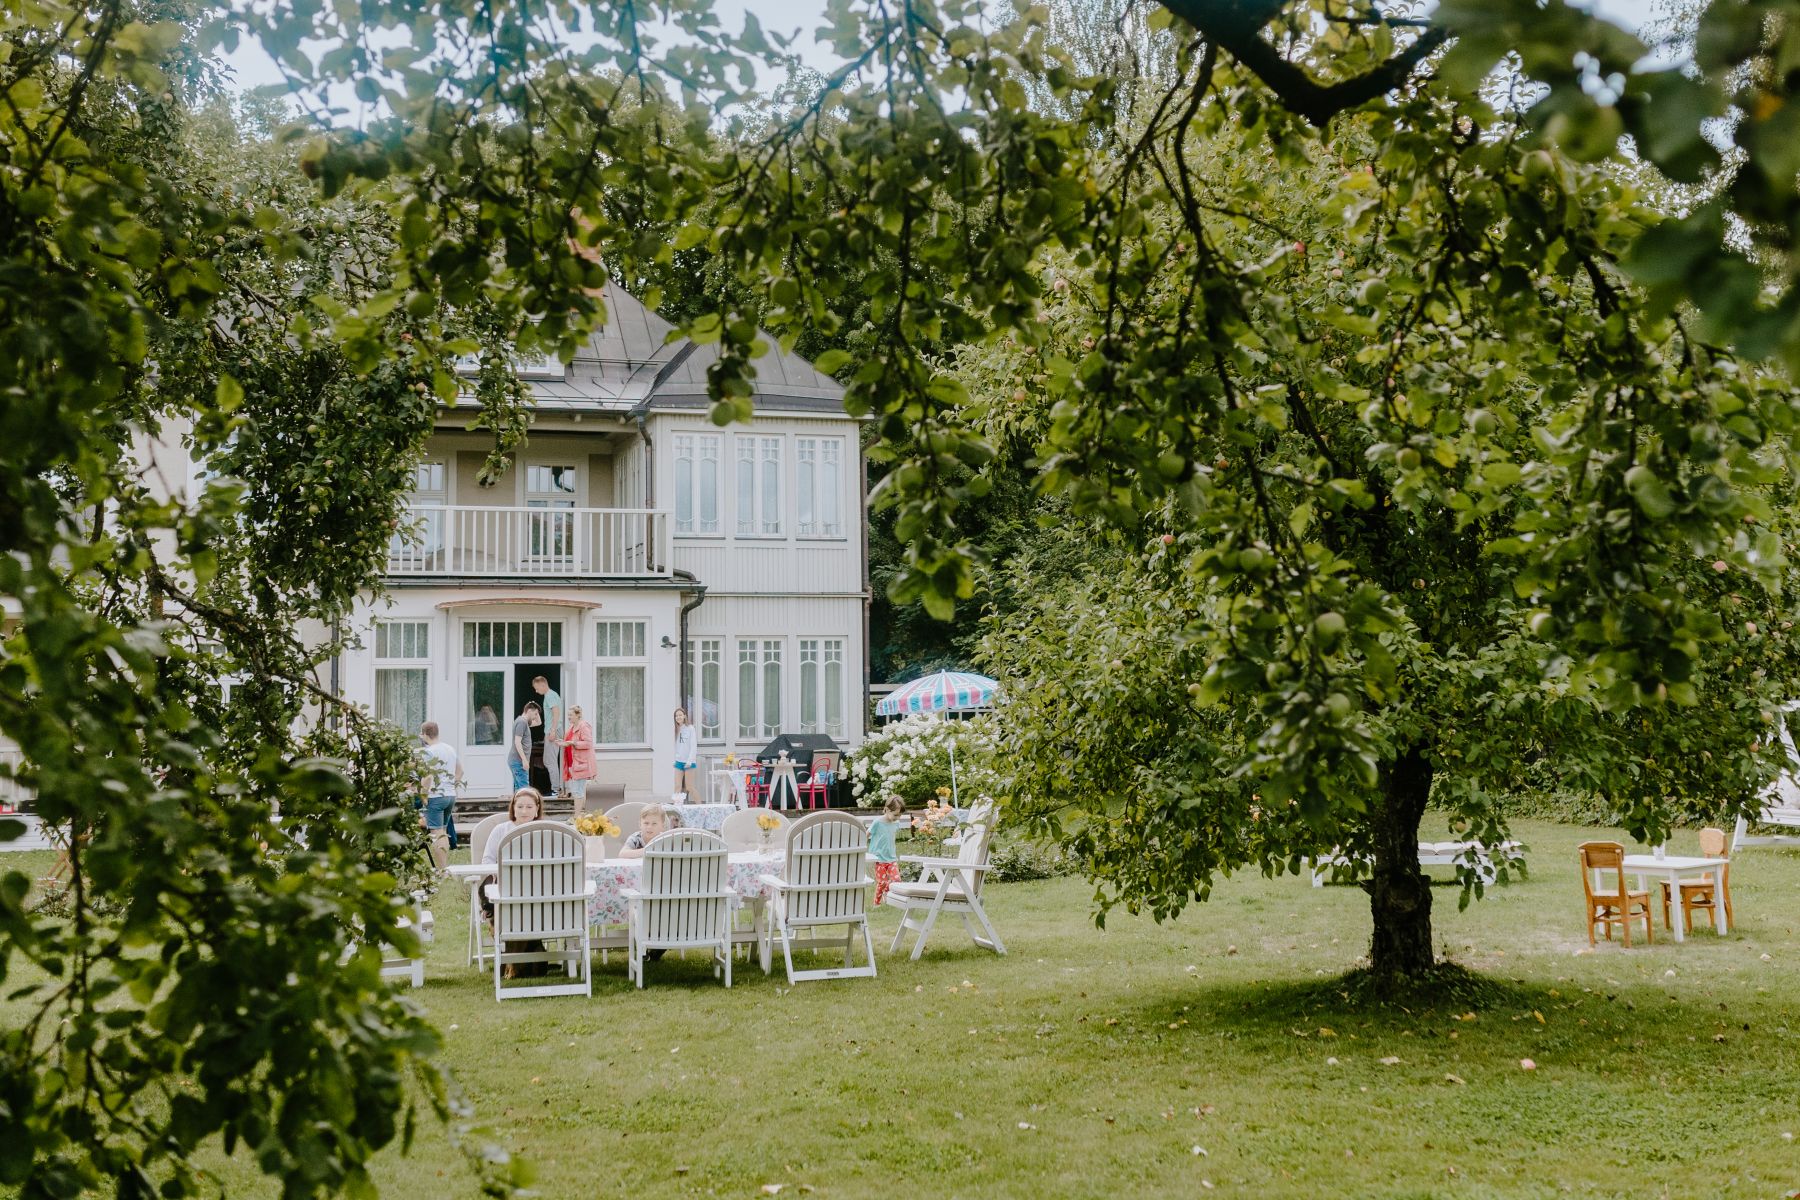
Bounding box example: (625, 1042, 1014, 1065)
(666, 802, 737, 833)
(586, 850, 785, 927)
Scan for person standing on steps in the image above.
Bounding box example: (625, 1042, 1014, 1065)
(532, 675, 564, 796)
(672, 706, 699, 800)
(508, 702, 540, 792)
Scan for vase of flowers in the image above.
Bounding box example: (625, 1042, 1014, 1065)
(755, 811, 783, 854)
(574, 812, 621, 861)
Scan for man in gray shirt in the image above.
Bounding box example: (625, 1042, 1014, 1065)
(507, 703, 539, 792)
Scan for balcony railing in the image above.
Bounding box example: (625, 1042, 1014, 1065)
(385, 505, 671, 578)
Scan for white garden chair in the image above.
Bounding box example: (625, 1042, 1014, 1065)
(603, 802, 648, 859)
(757, 812, 876, 984)
(621, 829, 736, 988)
(484, 820, 596, 1000)
(464, 812, 507, 968)
(1734, 701, 1800, 850)
(720, 808, 784, 851)
(885, 798, 1006, 959)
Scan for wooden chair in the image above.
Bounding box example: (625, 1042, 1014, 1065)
(484, 820, 595, 999)
(885, 798, 1007, 959)
(1579, 841, 1653, 947)
(464, 812, 508, 968)
(621, 829, 736, 988)
(1660, 826, 1733, 933)
(797, 755, 835, 809)
(757, 811, 877, 984)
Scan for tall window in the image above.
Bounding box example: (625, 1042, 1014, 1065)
(594, 620, 647, 745)
(796, 438, 845, 538)
(798, 638, 846, 738)
(390, 461, 447, 567)
(685, 637, 722, 740)
(737, 638, 782, 738)
(524, 464, 576, 565)
(672, 433, 721, 535)
(735, 436, 783, 536)
(374, 620, 429, 732)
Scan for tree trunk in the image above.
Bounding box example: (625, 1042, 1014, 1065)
(1364, 746, 1435, 979)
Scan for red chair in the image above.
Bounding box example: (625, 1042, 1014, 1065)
(798, 755, 834, 809)
(743, 763, 770, 808)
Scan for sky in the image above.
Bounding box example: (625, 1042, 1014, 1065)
(221, 0, 1673, 98)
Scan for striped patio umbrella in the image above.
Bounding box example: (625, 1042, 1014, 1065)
(874, 670, 998, 716)
(873, 670, 998, 806)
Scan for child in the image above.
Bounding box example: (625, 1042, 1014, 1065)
(621, 805, 683, 857)
(868, 796, 905, 904)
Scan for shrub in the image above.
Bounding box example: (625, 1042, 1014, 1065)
(846, 712, 995, 806)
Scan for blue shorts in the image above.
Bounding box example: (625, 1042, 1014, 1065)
(424, 794, 456, 831)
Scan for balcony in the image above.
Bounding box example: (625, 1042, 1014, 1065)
(385, 505, 671, 579)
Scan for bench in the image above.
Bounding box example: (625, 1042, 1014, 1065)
(1309, 840, 1522, 887)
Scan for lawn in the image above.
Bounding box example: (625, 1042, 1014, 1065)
(13, 818, 1800, 1198)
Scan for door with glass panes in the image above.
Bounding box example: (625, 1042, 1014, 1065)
(459, 617, 569, 794)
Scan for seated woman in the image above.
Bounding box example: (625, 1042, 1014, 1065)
(483, 787, 544, 866)
(620, 805, 683, 858)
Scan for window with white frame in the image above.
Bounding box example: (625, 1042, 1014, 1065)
(594, 620, 647, 745)
(524, 464, 577, 564)
(798, 638, 846, 738)
(795, 437, 845, 538)
(374, 620, 430, 732)
(461, 621, 563, 658)
(736, 638, 782, 738)
(389, 461, 447, 566)
(685, 637, 722, 740)
(672, 432, 721, 535)
(735, 436, 783, 536)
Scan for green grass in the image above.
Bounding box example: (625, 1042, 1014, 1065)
(14, 818, 1800, 1198)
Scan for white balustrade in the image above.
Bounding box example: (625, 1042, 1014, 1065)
(385, 506, 671, 578)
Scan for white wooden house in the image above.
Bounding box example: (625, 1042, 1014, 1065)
(341, 285, 868, 799)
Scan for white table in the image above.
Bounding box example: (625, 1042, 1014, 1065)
(710, 768, 751, 807)
(446, 862, 496, 965)
(1622, 855, 1730, 941)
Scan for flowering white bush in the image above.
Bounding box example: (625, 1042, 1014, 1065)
(847, 712, 995, 806)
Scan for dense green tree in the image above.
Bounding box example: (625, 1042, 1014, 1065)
(10, 0, 1800, 1192)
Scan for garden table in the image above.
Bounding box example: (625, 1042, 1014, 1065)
(1621, 854, 1730, 941)
(711, 768, 751, 806)
(587, 851, 786, 970)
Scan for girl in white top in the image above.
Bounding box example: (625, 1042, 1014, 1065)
(483, 788, 544, 866)
(672, 707, 700, 800)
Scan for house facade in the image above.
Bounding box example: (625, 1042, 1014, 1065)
(336, 285, 869, 800)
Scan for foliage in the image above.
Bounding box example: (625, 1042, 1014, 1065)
(982, 828, 1079, 883)
(846, 714, 995, 807)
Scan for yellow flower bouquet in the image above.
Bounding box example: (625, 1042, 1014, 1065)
(574, 813, 621, 838)
(754, 812, 783, 832)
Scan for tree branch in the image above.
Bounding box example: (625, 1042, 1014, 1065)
(1158, 0, 1447, 126)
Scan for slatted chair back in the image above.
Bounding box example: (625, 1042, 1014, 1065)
(467, 813, 507, 864)
(781, 812, 870, 926)
(720, 809, 770, 851)
(1578, 841, 1626, 906)
(954, 800, 999, 898)
(604, 802, 648, 858)
(493, 821, 589, 942)
(638, 830, 732, 948)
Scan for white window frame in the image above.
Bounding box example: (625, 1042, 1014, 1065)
(672, 432, 722, 536)
(795, 437, 846, 539)
(736, 637, 783, 739)
(594, 620, 649, 747)
(798, 637, 846, 739)
(523, 462, 578, 567)
(687, 637, 723, 741)
(735, 435, 784, 538)
(374, 619, 431, 733)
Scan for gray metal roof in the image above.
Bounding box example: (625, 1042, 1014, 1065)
(508, 283, 847, 416)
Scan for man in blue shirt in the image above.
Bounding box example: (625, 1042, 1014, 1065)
(532, 675, 564, 795)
